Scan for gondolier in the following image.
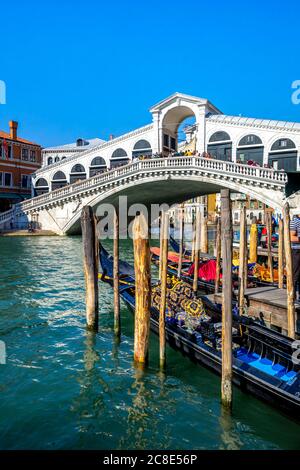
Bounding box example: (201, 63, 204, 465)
(290, 213, 300, 301)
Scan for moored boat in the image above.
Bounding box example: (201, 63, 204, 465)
(99, 245, 300, 420)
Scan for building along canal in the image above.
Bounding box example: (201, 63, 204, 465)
(0, 235, 299, 450)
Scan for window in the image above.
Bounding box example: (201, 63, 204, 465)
(48, 157, 53, 165)
(22, 148, 29, 161)
(271, 138, 296, 151)
(111, 148, 127, 159)
(209, 131, 231, 143)
(170, 137, 176, 150)
(0, 172, 2, 185)
(21, 174, 31, 189)
(30, 150, 36, 162)
(132, 140, 152, 159)
(4, 173, 12, 187)
(54, 156, 59, 162)
(8, 146, 12, 159)
(238, 134, 262, 146)
(163, 134, 169, 148)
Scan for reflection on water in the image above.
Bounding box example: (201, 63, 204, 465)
(0, 236, 299, 450)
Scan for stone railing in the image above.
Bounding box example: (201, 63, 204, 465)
(9, 156, 287, 216)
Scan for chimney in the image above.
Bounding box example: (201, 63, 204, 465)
(9, 121, 18, 140)
(109, 134, 115, 141)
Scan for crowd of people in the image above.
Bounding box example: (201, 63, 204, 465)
(137, 150, 275, 169)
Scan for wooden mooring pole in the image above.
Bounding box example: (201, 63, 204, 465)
(266, 211, 274, 283)
(159, 211, 164, 281)
(238, 206, 247, 312)
(215, 216, 221, 294)
(159, 211, 169, 368)
(282, 203, 295, 339)
(278, 218, 284, 289)
(201, 214, 208, 254)
(113, 208, 120, 337)
(81, 205, 99, 331)
(177, 204, 184, 278)
(133, 213, 151, 364)
(221, 189, 233, 410)
(249, 220, 258, 264)
(193, 207, 201, 293)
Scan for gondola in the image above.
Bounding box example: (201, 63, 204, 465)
(166, 236, 278, 290)
(99, 245, 300, 420)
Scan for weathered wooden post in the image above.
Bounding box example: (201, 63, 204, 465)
(215, 216, 221, 294)
(193, 208, 201, 292)
(113, 208, 120, 337)
(238, 206, 247, 312)
(133, 213, 151, 364)
(159, 211, 165, 281)
(81, 205, 99, 331)
(266, 211, 274, 282)
(249, 220, 258, 263)
(191, 216, 196, 262)
(159, 211, 169, 368)
(177, 204, 184, 278)
(283, 203, 295, 339)
(278, 218, 284, 289)
(201, 214, 208, 254)
(221, 189, 233, 410)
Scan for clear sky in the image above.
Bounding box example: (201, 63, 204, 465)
(1, 0, 300, 147)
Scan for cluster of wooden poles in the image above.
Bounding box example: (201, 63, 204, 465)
(80, 190, 296, 411)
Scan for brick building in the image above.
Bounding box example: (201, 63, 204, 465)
(0, 121, 42, 212)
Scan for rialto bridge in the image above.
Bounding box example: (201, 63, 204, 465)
(0, 92, 300, 234)
(0, 155, 295, 235)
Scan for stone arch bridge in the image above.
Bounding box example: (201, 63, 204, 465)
(0, 156, 296, 235)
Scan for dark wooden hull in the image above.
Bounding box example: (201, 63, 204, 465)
(99, 245, 300, 420)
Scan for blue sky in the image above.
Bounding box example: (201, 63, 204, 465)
(0, 0, 300, 147)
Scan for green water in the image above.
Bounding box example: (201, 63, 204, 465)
(0, 236, 299, 450)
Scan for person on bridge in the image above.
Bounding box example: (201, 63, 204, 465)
(290, 213, 300, 301)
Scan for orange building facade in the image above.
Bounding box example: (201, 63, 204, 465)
(0, 121, 42, 212)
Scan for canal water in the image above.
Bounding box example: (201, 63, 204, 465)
(0, 236, 299, 450)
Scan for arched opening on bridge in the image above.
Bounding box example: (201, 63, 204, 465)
(52, 171, 68, 191)
(35, 178, 49, 196)
(237, 134, 264, 165)
(61, 156, 67, 160)
(132, 140, 152, 159)
(89, 157, 107, 177)
(47, 157, 53, 165)
(268, 138, 297, 171)
(161, 106, 196, 156)
(110, 148, 129, 168)
(207, 131, 232, 161)
(54, 156, 60, 163)
(70, 164, 87, 184)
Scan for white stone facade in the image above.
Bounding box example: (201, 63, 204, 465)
(32, 93, 300, 195)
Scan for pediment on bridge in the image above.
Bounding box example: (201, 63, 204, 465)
(150, 92, 222, 114)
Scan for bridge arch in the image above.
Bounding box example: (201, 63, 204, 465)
(47, 157, 53, 165)
(62, 170, 285, 235)
(52, 171, 68, 191)
(161, 105, 197, 155)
